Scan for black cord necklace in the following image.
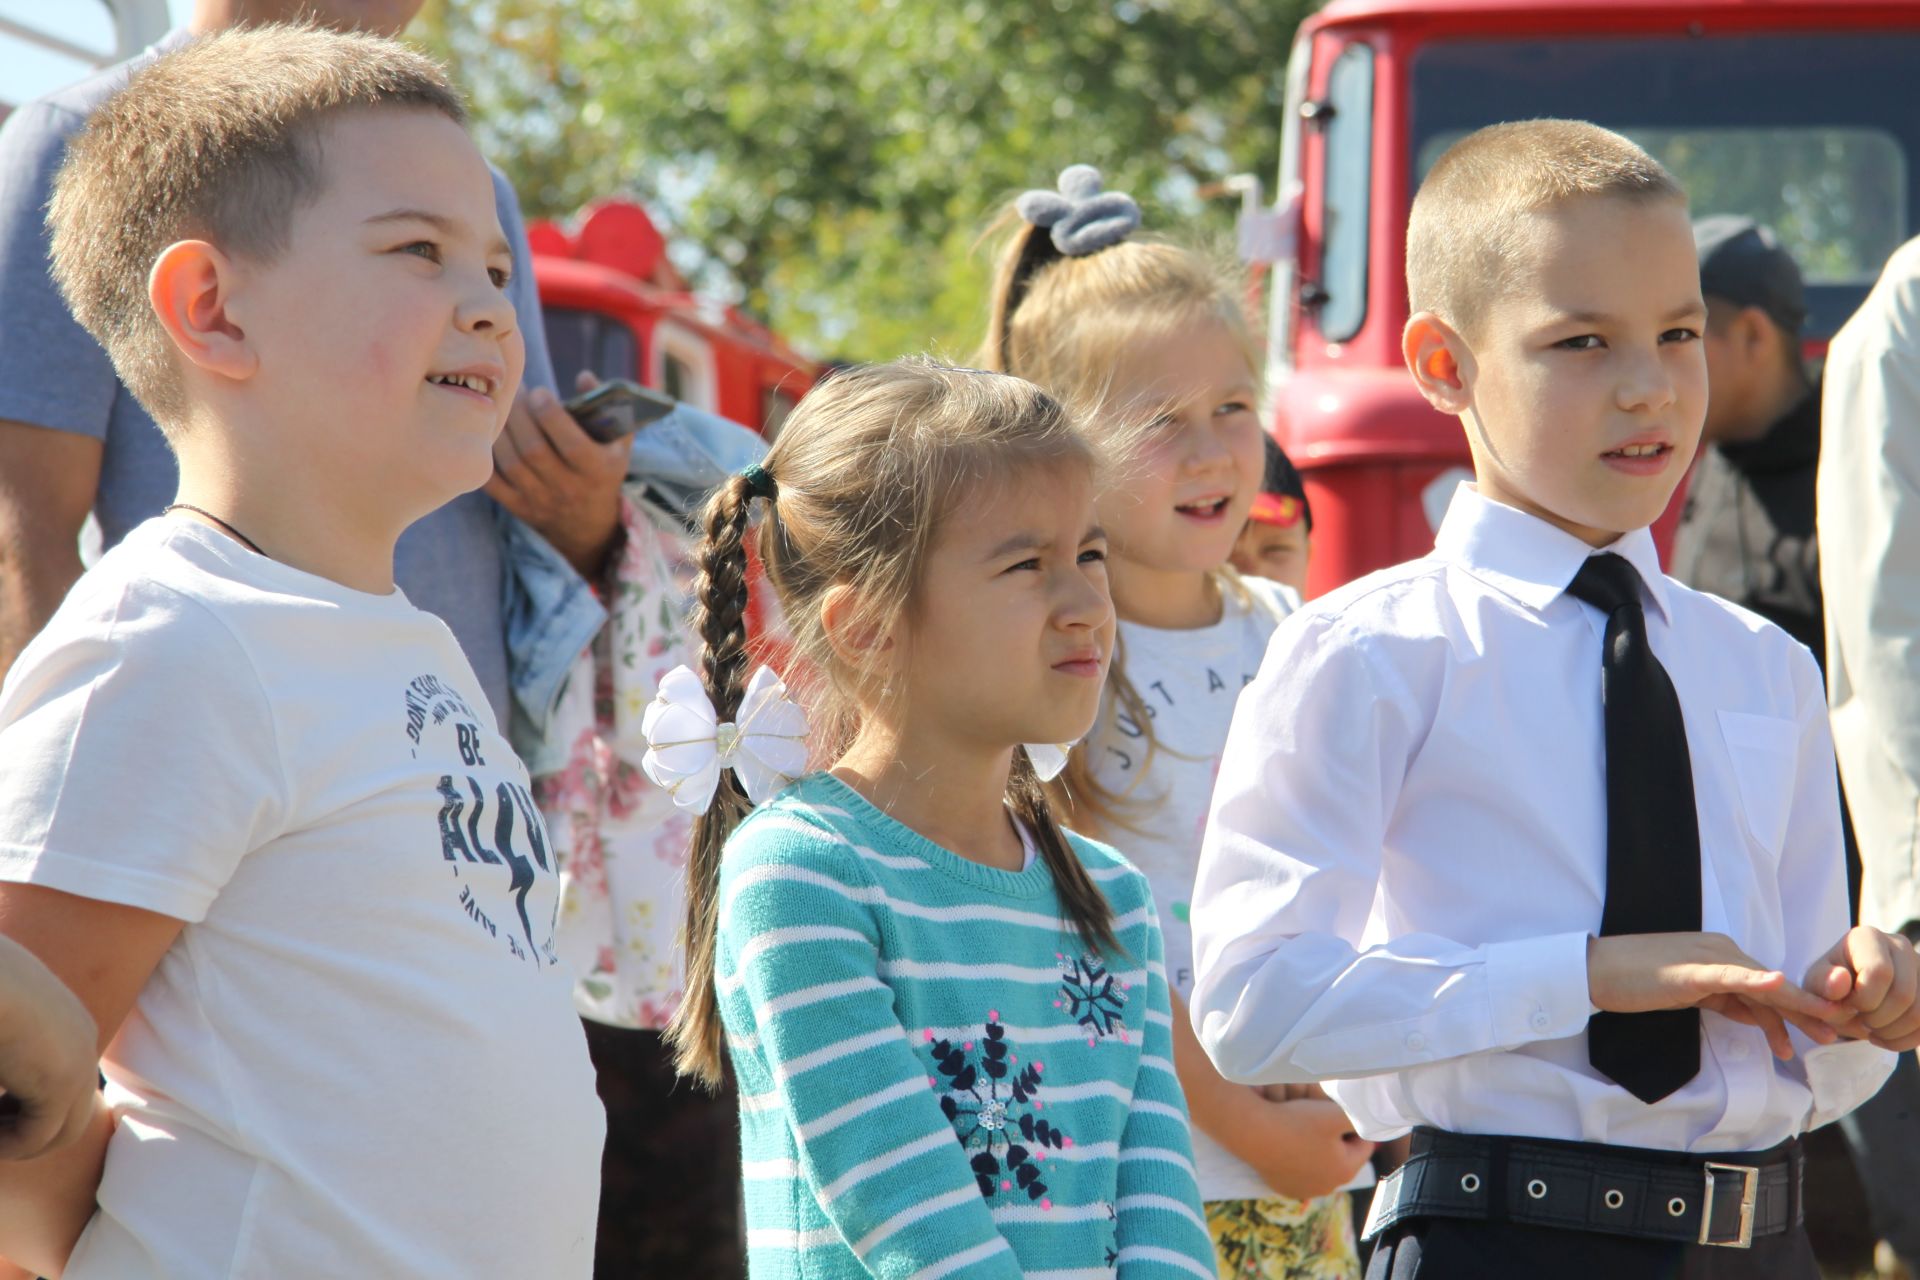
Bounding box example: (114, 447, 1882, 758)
(162, 503, 267, 558)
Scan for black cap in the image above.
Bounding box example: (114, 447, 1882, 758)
(1694, 215, 1806, 334)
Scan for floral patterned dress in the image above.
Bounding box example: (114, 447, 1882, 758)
(534, 495, 700, 1030)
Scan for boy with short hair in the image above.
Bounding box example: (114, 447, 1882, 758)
(1190, 120, 1918, 1279)
(0, 26, 602, 1278)
(1230, 434, 1313, 595)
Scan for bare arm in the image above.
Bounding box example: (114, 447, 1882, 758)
(0, 885, 183, 1277)
(0, 422, 101, 677)
(1169, 987, 1374, 1200)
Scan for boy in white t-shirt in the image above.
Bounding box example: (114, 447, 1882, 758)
(0, 26, 603, 1278)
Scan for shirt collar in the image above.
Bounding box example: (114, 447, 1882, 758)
(1433, 484, 1673, 623)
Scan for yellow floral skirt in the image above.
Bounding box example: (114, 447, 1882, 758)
(1205, 1193, 1362, 1280)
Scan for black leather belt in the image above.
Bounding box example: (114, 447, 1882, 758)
(1361, 1127, 1802, 1250)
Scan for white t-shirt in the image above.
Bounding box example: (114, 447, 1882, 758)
(1084, 575, 1299, 1202)
(0, 520, 604, 1278)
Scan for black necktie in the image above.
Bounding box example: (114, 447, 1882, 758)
(1564, 553, 1702, 1104)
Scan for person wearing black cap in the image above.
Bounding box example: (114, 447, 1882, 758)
(1671, 216, 1824, 659)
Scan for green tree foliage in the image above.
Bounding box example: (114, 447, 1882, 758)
(414, 0, 1314, 361)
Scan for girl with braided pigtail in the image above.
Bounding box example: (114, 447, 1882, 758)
(981, 166, 1369, 1280)
(642, 358, 1217, 1277)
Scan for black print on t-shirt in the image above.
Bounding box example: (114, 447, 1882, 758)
(435, 774, 554, 965)
(405, 672, 559, 968)
(1096, 658, 1260, 776)
(403, 673, 483, 759)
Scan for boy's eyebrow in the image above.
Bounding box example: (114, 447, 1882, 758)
(365, 207, 513, 258)
(1544, 302, 1710, 327)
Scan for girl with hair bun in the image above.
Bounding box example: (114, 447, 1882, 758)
(645, 358, 1217, 1277)
(984, 167, 1369, 1279)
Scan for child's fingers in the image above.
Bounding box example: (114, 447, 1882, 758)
(1842, 928, 1899, 1014)
(1807, 964, 1854, 1003)
(1861, 1001, 1920, 1047)
(1866, 1020, 1920, 1051)
(1856, 936, 1920, 1029)
(1718, 998, 1796, 1059)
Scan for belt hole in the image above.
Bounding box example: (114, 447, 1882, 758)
(1603, 1189, 1624, 1210)
(1460, 1173, 1481, 1194)
(1527, 1178, 1548, 1200)
(1668, 1197, 1687, 1217)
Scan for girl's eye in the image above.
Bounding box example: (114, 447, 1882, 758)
(1007, 557, 1041, 573)
(399, 240, 441, 263)
(1217, 401, 1253, 417)
(1078, 547, 1107, 566)
(1555, 334, 1605, 351)
(1661, 327, 1699, 344)
(489, 266, 512, 289)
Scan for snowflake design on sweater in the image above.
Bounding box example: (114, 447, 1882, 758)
(1055, 951, 1129, 1045)
(924, 1013, 1071, 1207)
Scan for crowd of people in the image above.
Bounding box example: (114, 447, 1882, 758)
(1, 5, 1919, 1280)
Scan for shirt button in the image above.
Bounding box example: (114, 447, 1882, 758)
(1530, 1010, 1551, 1032)
(1407, 1032, 1428, 1052)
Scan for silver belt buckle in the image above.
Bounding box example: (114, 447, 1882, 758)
(1699, 1163, 1759, 1248)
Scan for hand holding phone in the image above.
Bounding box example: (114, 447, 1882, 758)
(562, 379, 678, 444)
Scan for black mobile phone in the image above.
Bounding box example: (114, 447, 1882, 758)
(562, 379, 678, 443)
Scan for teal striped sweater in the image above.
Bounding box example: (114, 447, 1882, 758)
(718, 774, 1217, 1278)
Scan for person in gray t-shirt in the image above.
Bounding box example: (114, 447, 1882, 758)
(0, 1, 631, 723)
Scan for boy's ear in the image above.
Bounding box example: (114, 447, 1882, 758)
(819, 583, 896, 674)
(1403, 311, 1474, 415)
(148, 240, 257, 383)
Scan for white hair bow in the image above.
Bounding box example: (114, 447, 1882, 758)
(641, 665, 810, 812)
(1024, 742, 1072, 782)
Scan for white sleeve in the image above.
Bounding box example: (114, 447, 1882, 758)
(1819, 241, 1920, 934)
(1772, 648, 1897, 1122)
(1189, 613, 1591, 1085)
(0, 579, 288, 921)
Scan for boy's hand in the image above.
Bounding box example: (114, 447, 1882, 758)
(1803, 926, 1920, 1052)
(0, 936, 97, 1161)
(1587, 932, 1852, 1061)
(486, 372, 631, 579)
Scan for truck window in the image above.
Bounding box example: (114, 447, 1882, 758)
(542, 305, 641, 388)
(1316, 42, 1375, 344)
(1409, 32, 1920, 337)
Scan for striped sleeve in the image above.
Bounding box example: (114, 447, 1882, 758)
(1113, 899, 1218, 1278)
(720, 822, 1023, 1279)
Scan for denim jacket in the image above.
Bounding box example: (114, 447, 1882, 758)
(499, 402, 770, 756)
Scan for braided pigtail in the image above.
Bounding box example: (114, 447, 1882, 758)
(1009, 747, 1123, 961)
(666, 472, 760, 1088)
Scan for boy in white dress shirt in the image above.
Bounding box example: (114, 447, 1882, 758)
(1190, 120, 1920, 1280)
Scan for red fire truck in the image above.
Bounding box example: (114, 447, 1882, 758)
(526, 198, 819, 438)
(1253, 0, 1920, 597)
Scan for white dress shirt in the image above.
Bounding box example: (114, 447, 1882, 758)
(1821, 234, 1920, 937)
(1191, 486, 1892, 1153)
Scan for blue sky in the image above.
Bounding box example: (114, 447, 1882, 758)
(0, 1, 193, 108)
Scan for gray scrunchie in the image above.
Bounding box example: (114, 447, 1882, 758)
(1016, 164, 1141, 258)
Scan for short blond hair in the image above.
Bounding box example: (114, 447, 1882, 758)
(48, 25, 466, 433)
(1407, 120, 1684, 336)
